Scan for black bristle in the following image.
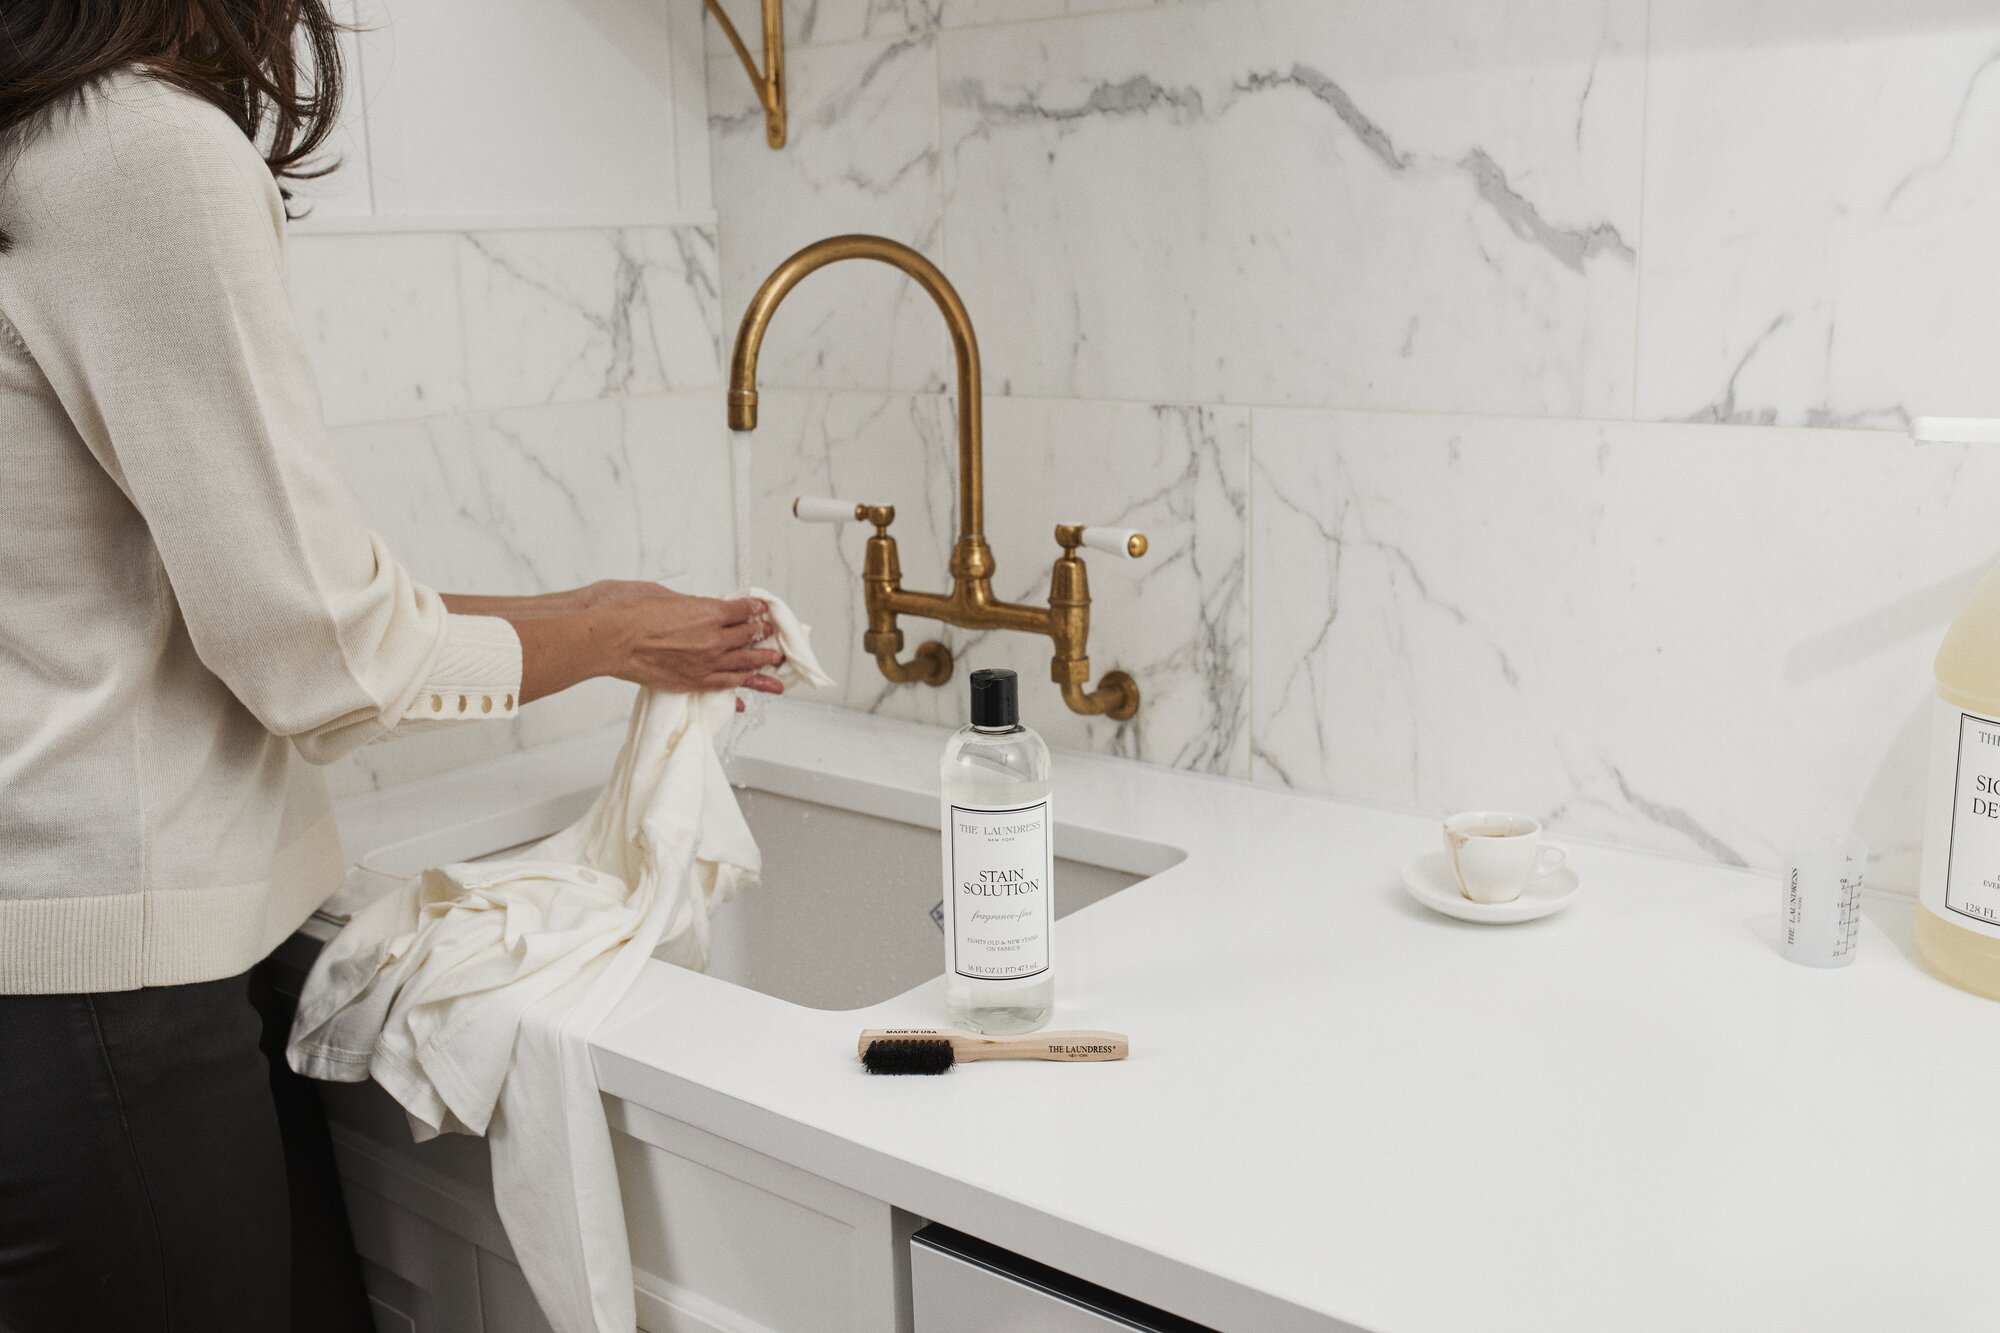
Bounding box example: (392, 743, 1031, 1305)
(862, 1038, 956, 1075)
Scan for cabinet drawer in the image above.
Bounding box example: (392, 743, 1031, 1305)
(910, 1226, 1214, 1333)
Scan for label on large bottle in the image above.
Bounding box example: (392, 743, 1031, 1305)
(946, 799, 1053, 981)
(1921, 697, 2000, 939)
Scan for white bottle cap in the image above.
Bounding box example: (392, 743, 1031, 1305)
(1780, 834, 1866, 968)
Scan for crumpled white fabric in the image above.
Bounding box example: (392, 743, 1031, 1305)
(287, 588, 833, 1333)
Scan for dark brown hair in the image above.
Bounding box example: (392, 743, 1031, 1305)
(0, 0, 347, 250)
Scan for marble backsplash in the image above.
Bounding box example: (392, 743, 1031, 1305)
(706, 0, 2000, 892)
(288, 222, 736, 798)
(747, 390, 1251, 773)
(1247, 411, 2000, 895)
(715, 0, 2000, 422)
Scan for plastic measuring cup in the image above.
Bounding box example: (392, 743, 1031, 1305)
(1781, 834, 1866, 968)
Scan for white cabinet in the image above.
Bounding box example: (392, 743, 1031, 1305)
(318, 1075, 919, 1333)
(320, 1080, 554, 1333)
(609, 1099, 920, 1333)
(317, 1045, 1209, 1333)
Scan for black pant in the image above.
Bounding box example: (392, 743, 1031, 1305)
(0, 963, 375, 1333)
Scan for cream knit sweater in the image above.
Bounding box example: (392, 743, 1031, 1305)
(0, 71, 523, 994)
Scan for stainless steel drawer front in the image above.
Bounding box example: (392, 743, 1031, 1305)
(910, 1228, 1214, 1333)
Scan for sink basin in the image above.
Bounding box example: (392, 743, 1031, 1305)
(711, 786, 1174, 1008)
(353, 748, 1184, 1011)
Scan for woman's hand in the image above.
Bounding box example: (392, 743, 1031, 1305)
(594, 586, 787, 695)
(455, 583, 788, 706)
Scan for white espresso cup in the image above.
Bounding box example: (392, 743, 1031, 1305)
(1442, 811, 1567, 904)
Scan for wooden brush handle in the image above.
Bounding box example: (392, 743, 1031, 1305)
(857, 1028, 1129, 1062)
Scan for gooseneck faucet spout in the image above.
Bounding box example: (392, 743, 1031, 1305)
(727, 234, 1144, 721)
(728, 235, 984, 542)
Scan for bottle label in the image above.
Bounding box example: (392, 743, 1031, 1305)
(1921, 698, 2000, 939)
(947, 799, 1053, 981)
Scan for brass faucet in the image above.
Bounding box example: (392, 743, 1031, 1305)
(727, 234, 1146, 720)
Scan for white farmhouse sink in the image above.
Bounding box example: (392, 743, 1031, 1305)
(344, 719, 1185, 1011)
(302, 705, 1189, 1333)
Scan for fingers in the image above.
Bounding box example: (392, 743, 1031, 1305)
(723, 619, 774, 650)
(701, 670, 786, 695)
(719, 647, 785, 672)
(714, 597, 768, 628)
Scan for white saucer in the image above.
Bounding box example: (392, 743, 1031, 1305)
(1401, 851, 1579, 924)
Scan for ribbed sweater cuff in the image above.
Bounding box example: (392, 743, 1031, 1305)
(401, 614, 523, 722)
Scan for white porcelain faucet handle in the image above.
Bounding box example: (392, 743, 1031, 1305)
(793, 496, 863, 523)
(1070, 526, 1149, 559)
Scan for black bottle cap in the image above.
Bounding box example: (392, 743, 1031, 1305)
(969, 668, 1019, 728)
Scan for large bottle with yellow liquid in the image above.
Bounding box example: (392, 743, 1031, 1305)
(1918, 424, 2000, 999)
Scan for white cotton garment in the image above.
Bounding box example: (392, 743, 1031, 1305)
(288, 589, 833, 1333)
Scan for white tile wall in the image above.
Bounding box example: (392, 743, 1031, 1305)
(333, 395, 724, 592)
(704, 0, 2000, 890)
(705, 0, 937, 52)
(296, 0, 374, 220)
(709, 32, 949, 394)
(278, 2, 734, 797)
(936, 0, 1180, 26)
(1247, 410, 2000, 888)
(323, 388, 733, 796)
(458, 227, 721, 409)
(939, 0, 1646, 416)
(287, 232, 465, 426)
(746, 389, 1250, 771)
(1635, 0, 2000, 427)
(349, 0, 693, 222)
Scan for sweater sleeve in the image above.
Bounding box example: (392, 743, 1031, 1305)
(5, 78, 520, 765)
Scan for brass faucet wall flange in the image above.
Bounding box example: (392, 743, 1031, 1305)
(1062, 670, 1140, 721)
(705, 0, 786, 149)
(875, 641, 954, 686)
(729, 234, 1145, 721)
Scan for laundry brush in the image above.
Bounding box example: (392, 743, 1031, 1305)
(857, 1028, 1130, 1075)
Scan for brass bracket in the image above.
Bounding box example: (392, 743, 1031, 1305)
(705, 0, 787, 149)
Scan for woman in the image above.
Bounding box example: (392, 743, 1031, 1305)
(0, 5, 781, 1330)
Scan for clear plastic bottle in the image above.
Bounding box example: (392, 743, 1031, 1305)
(1918, 552, 2000, 1001)
(940, 669, 1053, 1034)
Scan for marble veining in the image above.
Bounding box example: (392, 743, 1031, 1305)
(710, 35, 948, 396)
(295, 2, 737, 799)
(938, 0, 1646, 415)
(288, 232, 466, 427)
(331, 394, 730, 597)
(1636, 0, 2000, 426)
(324, 391, 734, 798)
(292, 225, 722, 426)
(459, 226, 722, 410)
(705, 0, 1190, 50)
(957, 59, 1637, 281)
(937, 0, 1183, 28)
(746, 389, 1250, 775)
(691, 0, 2000, 895)
(706, 0, 937, 52)
(1456, 147, 1634, 274)
(1248, 408, 2000, 890)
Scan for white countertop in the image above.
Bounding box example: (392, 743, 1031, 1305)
(337, 702, 2000, 1333)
